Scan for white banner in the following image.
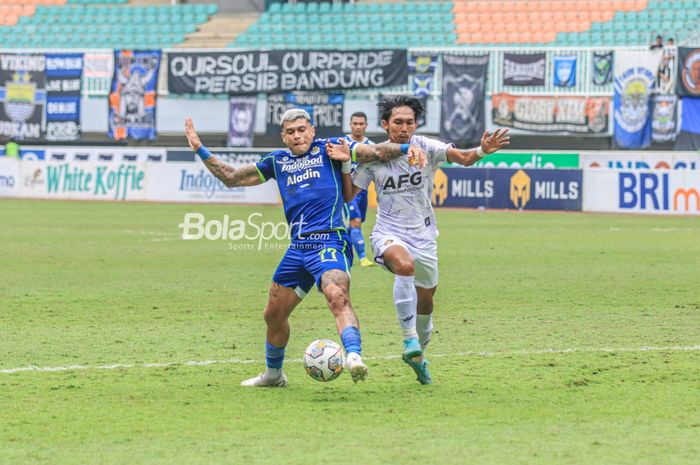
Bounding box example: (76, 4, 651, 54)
(580, 151, 700, 170)
(0, 157, 20, 197)
(44, 147, 166, 163)
(146, 162, 279, 204)
(583, 169, 700, 215)
(20, 160, 148, 201)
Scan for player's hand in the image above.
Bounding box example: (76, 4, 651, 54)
(480, 128, 510, 155)
(407, 145, 427, 168)
(325, 138, 351, 162)
(185, 117, 202, 152)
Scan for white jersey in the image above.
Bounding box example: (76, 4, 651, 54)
(352, 135, 453, 243)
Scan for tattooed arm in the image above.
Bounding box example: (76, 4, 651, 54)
(185, 117, 262, 187)
(326, 138, 427, 168)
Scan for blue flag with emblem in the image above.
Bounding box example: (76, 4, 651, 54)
(554, 55, 577, 87)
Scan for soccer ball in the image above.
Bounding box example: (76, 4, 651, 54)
(303, 339, 345, 382)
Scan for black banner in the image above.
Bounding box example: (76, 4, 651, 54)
(0, 53, 46, 141)
(45, 53, 83, 142)
(503, 52, 545, 86)
(440, 54, 488, 145)
(167, 49, 408, 95)
(676, 47, 700, 97)
(265, 92, 344, 139)
(228, 95, 257, 147)
(592, 51, 613, 86)
(651, 94, 677, 143)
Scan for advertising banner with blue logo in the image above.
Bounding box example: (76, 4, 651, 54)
(45, 53, 83, 142)
(432, 167, 582, 211)
(0, 53, 46, 141)
(0, 156, 20, 197)
(613, 50, 661, 149)
(108, 50, 161, 141)
(584, 169, 700, 215)
(149, 148, 279, 203)
(554, 55, 577, 87)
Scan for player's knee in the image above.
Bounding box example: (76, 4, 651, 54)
(392, 258, 415, 276)
(323, 284, 349, 311)
(263, 306, 285, 325)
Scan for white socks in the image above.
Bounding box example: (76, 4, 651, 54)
(393, 275, 419, 341)
(417, 313, 433, 351)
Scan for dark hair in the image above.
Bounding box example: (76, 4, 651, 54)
(350, 111, 368, 121)
(377, 95, 425, 123)
(656, 35, 663, 40)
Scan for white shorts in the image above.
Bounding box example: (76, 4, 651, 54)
(370, 233, 438, 289)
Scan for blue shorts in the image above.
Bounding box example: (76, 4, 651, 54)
(272, 231, 353, 299)
(345, 189, 368, 222)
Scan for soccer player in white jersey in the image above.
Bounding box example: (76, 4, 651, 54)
(332, 95, 509, 384)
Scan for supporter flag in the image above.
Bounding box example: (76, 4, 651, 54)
(673, 97, 700, 150)
(592, 51, 613, 86)
(0, 53, 46, 141)
(441, 54, 488, 146)
(613, 50, 661, 149)
(676, 47, 700, 97)
(553, 55, 577, 87)
(228, 96, 257, 147)
(266, 92, 344, 139)
(108, 50, 161, 141)
(45, 53, 83, 142)
(503, 52, 545, 86)
(651, 94, 678, 143)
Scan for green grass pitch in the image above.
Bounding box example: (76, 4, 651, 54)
(1, 199, 698, 465)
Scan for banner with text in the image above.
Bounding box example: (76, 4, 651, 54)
(492, 94, 609, 135)
(475, 152, 579, 169)
(583, 169, 700, 215)
(167, 49, 408, 95)
(580, 151, 699, 170)
(0, 156, 19, 197)
(502, 52, 546, 86)
(265, 92, 344, 139)
(20, 160, 148, 201)
(45, 53, 83, 142)
(432, 167, 582, 211)
(0, 53, 46, 141)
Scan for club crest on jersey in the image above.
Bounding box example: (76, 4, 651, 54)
(311, 146, 320, 155)
(382, 172, 422, 190)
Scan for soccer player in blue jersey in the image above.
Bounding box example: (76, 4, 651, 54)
(184, 110, 425, 387)
(343, 112, 374, 267)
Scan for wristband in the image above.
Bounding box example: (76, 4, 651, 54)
(196, 145, 212, 161)
(476, 146, 486, 158)
(351, 145, 358, 163)
(400, 144, 410, 154)
(341, 159, 353, 174)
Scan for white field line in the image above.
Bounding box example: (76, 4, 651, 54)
(1, 345, 699, 375)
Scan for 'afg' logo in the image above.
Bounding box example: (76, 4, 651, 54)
(432, 168, 448, 206)
(510, 169, 531, 208)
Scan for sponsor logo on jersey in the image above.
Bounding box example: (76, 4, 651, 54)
(381, 171, 422, 190)
(287, 169, 320, 186)
(279, 156, 324, 173)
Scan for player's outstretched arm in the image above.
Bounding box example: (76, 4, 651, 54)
(446, 129, 510, 167)
(326, 139, 427, 168)
(185, 117, 262, 187)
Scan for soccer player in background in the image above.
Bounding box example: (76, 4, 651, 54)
(184, 110, 425, 387)
(329, 95, 509, 384)
(344, 111, 375, 267)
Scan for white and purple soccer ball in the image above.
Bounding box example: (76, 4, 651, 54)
(303, 339, 345, 382)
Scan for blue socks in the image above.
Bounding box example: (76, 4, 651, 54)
(349, 226, 366, 259)
(265, 341, 285, 369)
(341, 326, 362, 355)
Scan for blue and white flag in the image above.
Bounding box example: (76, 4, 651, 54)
(554, 55, 577, 87)
(613, 50, 661, 149)
(45, 53, 83, 141)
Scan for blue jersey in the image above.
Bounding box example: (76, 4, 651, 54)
(343, 135, 374, 172)
(255, 138, 356, 241)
